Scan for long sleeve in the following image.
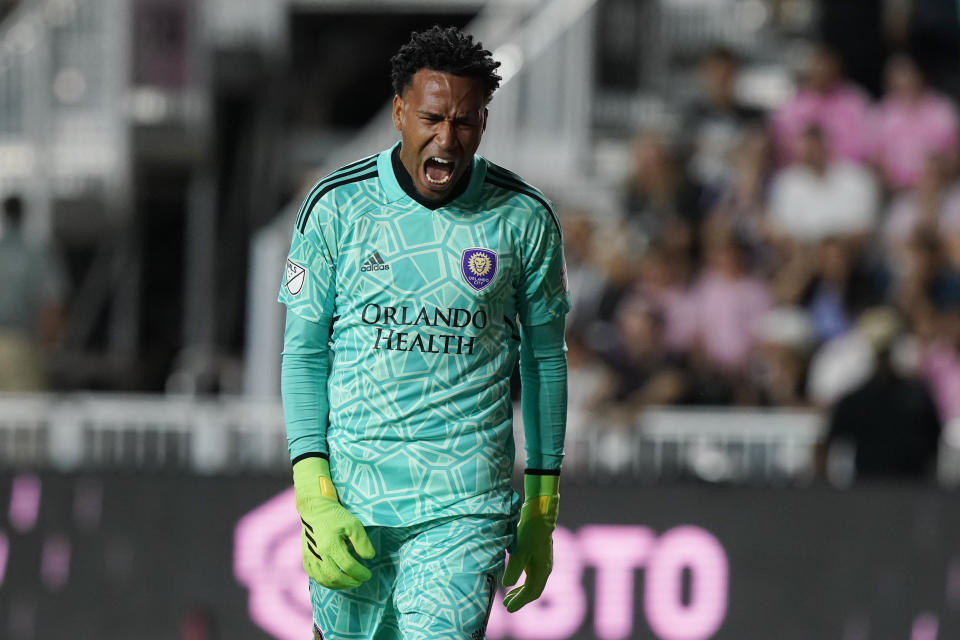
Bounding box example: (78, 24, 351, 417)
(281, 310, 333, 462)
(518, 315, 567, 472)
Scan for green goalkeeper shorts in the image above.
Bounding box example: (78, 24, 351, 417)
(310, 514, 512, 640)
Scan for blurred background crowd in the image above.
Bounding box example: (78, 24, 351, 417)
(563, 40, 957, 478)
(2, 0, 960, 483)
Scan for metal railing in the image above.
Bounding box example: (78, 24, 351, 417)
(0, 393, 290, 473)
(0, 393, 833, 483)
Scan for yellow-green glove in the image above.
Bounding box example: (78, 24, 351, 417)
(293, 456, 375, 589)
(502, 474, 559, 612)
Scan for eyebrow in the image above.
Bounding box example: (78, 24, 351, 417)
(416, 109, 479, 122)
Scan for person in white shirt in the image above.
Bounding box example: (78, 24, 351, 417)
(768, 125, 879, 244)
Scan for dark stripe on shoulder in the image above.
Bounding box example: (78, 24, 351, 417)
(486, 162, 530, 188)
(298, 170, 378, 233)
(337, 153, 380, 173)
(295, 156, 378, 229)
(484, 164, 560, 232)
(484, 176, 562, 238)
(295, 155, 378, 230)
(486, 164, 552, 200)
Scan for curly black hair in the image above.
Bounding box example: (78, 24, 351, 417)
(390, 25, 501, 104)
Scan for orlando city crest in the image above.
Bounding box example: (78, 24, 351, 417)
(461, 248, 498, 291)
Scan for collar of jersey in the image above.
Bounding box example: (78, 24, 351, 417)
(378, 140, 488, 210)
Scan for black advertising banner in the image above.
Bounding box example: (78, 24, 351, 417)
(0, 473, 959, 640)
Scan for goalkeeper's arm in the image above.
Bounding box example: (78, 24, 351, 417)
(281, 311, 374, 588)
(503, 315, 567, 611)
(281, 311, 332, 461)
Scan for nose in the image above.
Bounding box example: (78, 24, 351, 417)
(435, 120, 456, 150)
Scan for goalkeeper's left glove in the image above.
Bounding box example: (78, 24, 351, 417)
(502, 473, 560, 612)
(293, 456, 375, 589)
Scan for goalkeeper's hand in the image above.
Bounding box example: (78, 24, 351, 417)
(293, 456, 375, 589)
(502, 473, 559, 612)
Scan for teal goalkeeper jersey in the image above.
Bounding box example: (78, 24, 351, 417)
(279, 141, 569, 526)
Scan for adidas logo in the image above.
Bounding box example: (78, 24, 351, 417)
(360, 251, 390, 272)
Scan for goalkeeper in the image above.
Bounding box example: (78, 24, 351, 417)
(279, 25, 568, 640)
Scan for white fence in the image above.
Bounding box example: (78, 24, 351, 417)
(559, 407, 826, 483)
(0, 393, 289, 474)
(0, 393, 836, 483)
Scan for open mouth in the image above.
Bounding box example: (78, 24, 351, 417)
(424, 156, 456, 188)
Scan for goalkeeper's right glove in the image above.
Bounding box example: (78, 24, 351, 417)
(293, 456, 375, 589)
(502, 473, 560, 612)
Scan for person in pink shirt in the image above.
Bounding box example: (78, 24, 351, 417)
(687, 233, 772, 373)
(629, 247, 695, 354)
(772, 45, 872, 165)
(871, 54, 959, 191)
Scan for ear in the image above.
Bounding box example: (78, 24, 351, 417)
(392, 95, 404, 132)
(481, 107, 488, 134)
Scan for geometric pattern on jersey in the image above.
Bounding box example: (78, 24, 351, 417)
(311, 514, 510, 640)
(279, 141, 570, 527)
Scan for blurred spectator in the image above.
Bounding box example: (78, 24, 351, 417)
(768, 125, 879, 244)
(807, 324, 876, 409)
(565, 331, 616, 441)
(795, 237, 887, 343)
(772, 45, 871, 165)
(561, 211, 608, 335)
(871, 54, 958, 191)
(807, 306, 918, 409)
(884, 155, 960, 267)
(630, 247, 694, 354)
(681, 45, 765, 199)
(596, 297, 687, 412)
(824, 308, 941, 480)
(591, 248, 644, 327)
(883, 0, 960, 97)
(621, 131, 703, 258)
(0, 195, 67, 391)
(748, 307, 814, 407)
(686, 232, 771, 376)
(915, 276, 960, 427)
(890, 229, 960, 324)
(704, 126, 776, 273)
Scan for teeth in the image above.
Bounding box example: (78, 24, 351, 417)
(425, 157, 454, 186)
(425, 173, 452, 185)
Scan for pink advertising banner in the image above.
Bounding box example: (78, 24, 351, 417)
(0, 474, 958, 639)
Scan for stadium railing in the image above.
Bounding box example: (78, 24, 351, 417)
(0, 393, 834, 484)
